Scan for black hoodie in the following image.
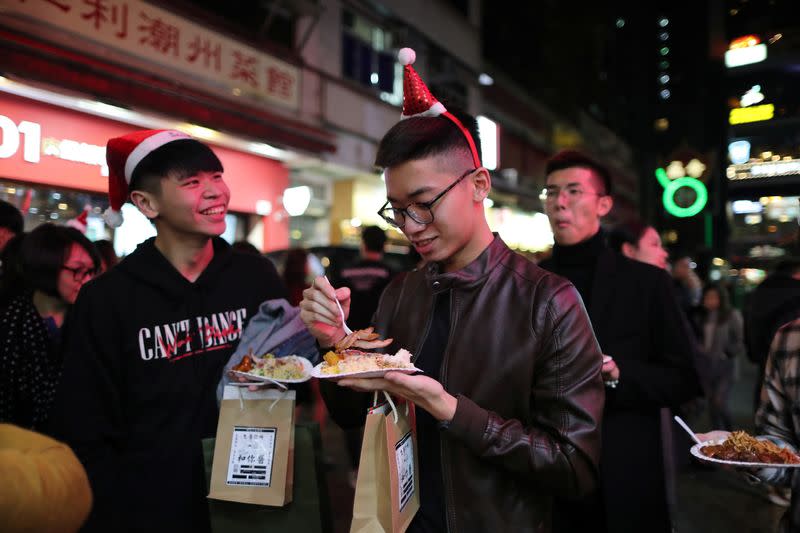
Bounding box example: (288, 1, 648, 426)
(49, 237, 286, 533)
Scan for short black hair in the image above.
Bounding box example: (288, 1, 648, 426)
(130, 139, 224, 194)
(18, 224, 101, 298)
(375, 109, 481, 170)
(545, 150, 612, 196)
(608, 219, 649, 253)
(361, 225, 386, 253)
(0, 200, 23, 234)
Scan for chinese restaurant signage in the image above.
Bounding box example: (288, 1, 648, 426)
(6, 0, 300, 110)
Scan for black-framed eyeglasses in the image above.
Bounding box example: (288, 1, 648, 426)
(378, 168, 475, 228)
(62, 265, 98, 282)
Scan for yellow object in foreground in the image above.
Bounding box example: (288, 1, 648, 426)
(0, 424, 93, 533)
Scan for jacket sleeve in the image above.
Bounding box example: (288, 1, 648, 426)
(755, 326, 799, 487)
(46, 281, 126, 530)
(610, 270, 702, 410)
(445, 281, 604, 498)
(0, 424, 93, 533)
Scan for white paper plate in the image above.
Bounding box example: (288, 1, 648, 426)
(690, 438, 800, 468)
(311, 362, 421, 380)
(231, 356, 313, 384)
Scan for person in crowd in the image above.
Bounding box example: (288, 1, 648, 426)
(538, 150, 701, 533)
(283, 247, 310, 306)
(691, 284, 745, 430)
(91, 239, 119, 273)
(330, 225, 394, 330)
(745, 259, 800, 410)
(48, 130, 287, 533)
(607, 219, 668, 270)
(299, 49, 604, 533)
(0, 199, 23, 254)
(0, 224, 100, 431)
(0, 423, 93, 533)
(700, 317, 800, 526)
(671, 252, 703, 316)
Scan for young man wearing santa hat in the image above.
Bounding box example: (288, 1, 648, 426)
(49, 132, 286, 532)
(299, 48, 604, 532)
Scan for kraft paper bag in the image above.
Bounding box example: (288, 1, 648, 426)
(351, 392, 420, 533)
(208, 386, 295, 506)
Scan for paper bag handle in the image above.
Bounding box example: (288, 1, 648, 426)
(237, 386, 288, 412)
(372, 390, 408, 424)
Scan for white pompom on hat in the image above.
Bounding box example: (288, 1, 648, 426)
(103, 129, 191, 227)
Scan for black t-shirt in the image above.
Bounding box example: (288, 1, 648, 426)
(408, 291, 450, 533)
(334, 258, 394, 330)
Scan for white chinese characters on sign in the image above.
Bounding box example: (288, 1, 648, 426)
(8, 0, 299, 110)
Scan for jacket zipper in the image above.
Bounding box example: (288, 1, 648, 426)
(440, 289, 458, 533)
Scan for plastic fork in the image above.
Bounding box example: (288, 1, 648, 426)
(324, 275, 353, 335)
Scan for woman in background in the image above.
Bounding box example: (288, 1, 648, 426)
(0, 224, 100, 430)
(692, 284, 745, 430)
(608, 218, 668, 270)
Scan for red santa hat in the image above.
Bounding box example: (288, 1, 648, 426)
(65, 208, 89, 233)
(103, 129, 191, 227)
(397, 47, 482, 169)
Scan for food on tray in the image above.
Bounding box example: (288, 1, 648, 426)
(320, 348, 414, 375)
(700, 431, 800, 464)
(318, 327, 413, 375)
(232, 353, 307, 381)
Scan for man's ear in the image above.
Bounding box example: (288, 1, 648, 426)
(471, 168, 491, 202)
(598, 194, 613, 217)
(130, 190, 160, 220)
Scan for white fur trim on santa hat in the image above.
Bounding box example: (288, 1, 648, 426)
(123, 130, 191, 183)
(401, 101, 447, 120)
(398, 48, 416, 66)
(103, 207, 124, 228)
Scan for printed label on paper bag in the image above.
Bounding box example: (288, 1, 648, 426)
(395, 431, 415, 511)
(226, 426, 276, 487)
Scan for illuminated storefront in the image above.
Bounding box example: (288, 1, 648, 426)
(0, 90, 290, 254)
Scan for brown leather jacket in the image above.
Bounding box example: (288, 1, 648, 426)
(322, 236, 604, 532)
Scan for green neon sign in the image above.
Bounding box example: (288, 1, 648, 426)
(656, 168, 708, 218)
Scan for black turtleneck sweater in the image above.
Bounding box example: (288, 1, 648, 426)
(544, 230, 606, 310)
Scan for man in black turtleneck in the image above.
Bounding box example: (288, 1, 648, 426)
(540, 150, 701, 533)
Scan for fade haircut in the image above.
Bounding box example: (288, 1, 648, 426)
(374, 109, 482, 170)
(545, 149, 612, 197)
(129, 139, 224, 195)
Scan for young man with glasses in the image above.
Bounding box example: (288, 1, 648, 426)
(538, 150, 701, 533)
(299, 49, 604, 533)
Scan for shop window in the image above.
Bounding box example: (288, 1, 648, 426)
(341, 10, 402, 104)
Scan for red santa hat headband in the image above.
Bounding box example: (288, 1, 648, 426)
(103, 129, 191, 227)
(398, 48, 482, 169)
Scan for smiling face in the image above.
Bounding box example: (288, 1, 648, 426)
(384, 154, 489, 272)
(544, 166, 612, 246)
(132, 170, 230, 238)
